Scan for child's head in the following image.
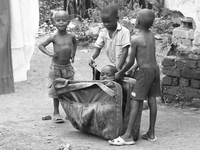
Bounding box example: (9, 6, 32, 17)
(100, 65, 118, 80)
(53, 10, 70, 31)
(100, 5, 118, 31)
(136, 9, 155, 30)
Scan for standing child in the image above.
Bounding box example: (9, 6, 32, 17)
(109, 9, 161, 145)
(38, 10, 77, 123)
(89, 4, 131, 71)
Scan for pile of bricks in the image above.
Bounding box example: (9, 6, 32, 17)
(161, 18, 200, 103)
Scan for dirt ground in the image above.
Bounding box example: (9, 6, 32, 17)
(1, 36, 200, 150)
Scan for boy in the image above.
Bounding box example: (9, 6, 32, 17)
(108, 9, 161, 145)
(89, 5, 130, 71)
(38, 10, 77, 123)
(100, 65, 118, 80)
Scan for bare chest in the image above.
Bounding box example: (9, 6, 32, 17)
(54, 35, 73, 51)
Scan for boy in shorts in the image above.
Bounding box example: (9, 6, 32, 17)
(38, 10, 77, 123)
(89, 4, 131, 71)
(109, 9, 161, 145)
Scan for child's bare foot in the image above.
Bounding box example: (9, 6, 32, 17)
(142, 132, 157, 142)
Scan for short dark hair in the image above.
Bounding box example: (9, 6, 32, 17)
(137, 9, 155, 29)
(101, 4, 118, 18)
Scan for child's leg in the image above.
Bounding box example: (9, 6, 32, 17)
(121, 99, 143, 141)
(147, 96, 157, 139)
(52, 98, 64, 123)
(53, 98, 60, 116)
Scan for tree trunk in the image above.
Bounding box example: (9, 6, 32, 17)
(66, 0, 92, 19)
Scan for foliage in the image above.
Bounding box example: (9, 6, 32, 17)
(38, 0, 185, 48)
(67, 19, 94, 43)
(39, 0, 63, 25)
(87, 0, 141, 22)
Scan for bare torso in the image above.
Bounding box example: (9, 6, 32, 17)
(52, 33, 74, 65)
(135, 31, 157, 68)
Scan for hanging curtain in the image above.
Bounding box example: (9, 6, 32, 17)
(10, 0, 39, 82)
(0, 0, 15, 95)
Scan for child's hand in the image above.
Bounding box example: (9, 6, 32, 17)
(71, 57, 74, 63)
(115, 71, 124, 80)
(49, 52, 57, 58)
(89, 58, 96, 68)
(127, 69, 135, 77)
(104, 81, 115, 87)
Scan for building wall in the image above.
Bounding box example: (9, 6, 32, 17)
(165, 0, 200, 46)
(165, 0, 196, 21)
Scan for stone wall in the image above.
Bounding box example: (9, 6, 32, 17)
(162, 24, 200, 103)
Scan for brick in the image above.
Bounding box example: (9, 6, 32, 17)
(193, 71, 200, 80)
(177, 38, 182, 45)
(191, 46, 200, 55)
(173, 28, 195, 40)
(179, 78, 190, 87)
(175, 59, 186, 68)
(181, 68, 194, 79)
(191, 79, 200, 89)
(162, 67, 181, 77)
(172, 78, 179, 86)
(162, 56, 176, 67)
(162, 76, 172, 85)
(172, 36, 178, 45)
(188, 53, 200, 60)
(176, 46, 192, 60)
(173, 28, 188, 39)
(185, 87, 200, 99)
(185, 60, 197, 69)
(187, 29, 195, 40)
(163, 86, 200, 99)
(181, 39, 192, 47)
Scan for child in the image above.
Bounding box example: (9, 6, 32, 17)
(89, 4, 131, 71)
(108, 9, 161, 145)
(38, 10, 77, 123)
(100, 65, 118, 80)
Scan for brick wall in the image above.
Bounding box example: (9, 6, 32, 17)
(162, 25, 200, 104)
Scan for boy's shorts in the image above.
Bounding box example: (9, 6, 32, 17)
(131, 66, 161, 100)
(48, 63, 75, 98)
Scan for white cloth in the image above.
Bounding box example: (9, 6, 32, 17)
(10, 0, 39, 82)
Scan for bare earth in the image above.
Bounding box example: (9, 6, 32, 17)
(0, 36, 200, 150)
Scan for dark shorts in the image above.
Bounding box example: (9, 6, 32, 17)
(48, 63, 75, 98)
(131, 66, 161, 100)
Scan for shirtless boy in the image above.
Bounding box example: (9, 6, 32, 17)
(109, 9, 161, 145)
(38, 10, 77, 123)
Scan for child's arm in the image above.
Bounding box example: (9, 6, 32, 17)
(38, 36, 55, 57)
(89, 47, 101, 67)
(116, 45, 129, 70)
(89, 29, 104, 67)
(71, 35, 77, 63)
(127, 61, 138, 76)
(115, 37, 138, 80)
